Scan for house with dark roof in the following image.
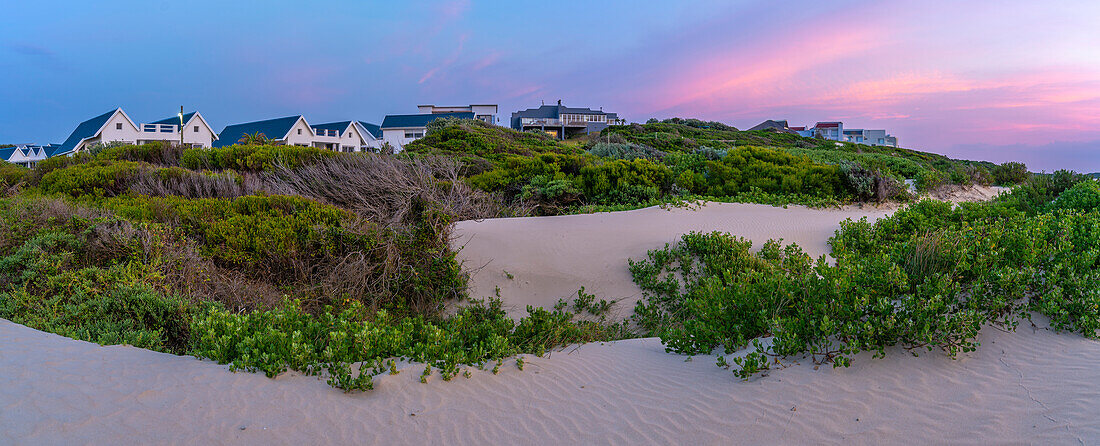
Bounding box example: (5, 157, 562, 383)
(53, 108, 218, 156)
(215, 116, 385, 152)
(748, 120, 795, 133)
(215, 116, 315, 148)
(0, 144, 48, 168)
(380, 111, 475, 151)
(311, 121, 384, 152)
(510, 100, 621, 140)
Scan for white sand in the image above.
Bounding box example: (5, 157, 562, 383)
(453, 202, 892, 318)
(3, 316, 1098, 444)
(5, 195, 1099, 444)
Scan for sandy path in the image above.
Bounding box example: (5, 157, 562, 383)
(453, 202, 892, 318)
(3, 316, 1098, 444)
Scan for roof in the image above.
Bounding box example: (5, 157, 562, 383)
(215, 116, 304, 147)
(0, 147, 16, 161)
(58, 109, 117, 153)
(748, 120, 790, 131)
(788, 126, 806, 131)
(358, 121, 382, 138)
(311, 121, 352, 132)
(44, 144, 66, 157)
(380, 112, 473, 129)
(512, 104, 616, 119)
(152, 112, 196, 127)
(813, 122, 841, 129)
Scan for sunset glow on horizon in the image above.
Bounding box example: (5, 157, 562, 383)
(2, 0, 1098, 170)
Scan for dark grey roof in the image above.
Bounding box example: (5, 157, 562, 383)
(0, 147, 16, 161)
(215, 116, 303, 147)
(58, 109, 117, 154)
(358, 121, 382, 138)
(748, 120, 790, 131)
(380, 112, 473, 129)
(512, 104, 614, 118)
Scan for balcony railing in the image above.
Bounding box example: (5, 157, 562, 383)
(521, 117, 611, 127)
(140, 124, 178, 133)
(313, 128, 339, 137)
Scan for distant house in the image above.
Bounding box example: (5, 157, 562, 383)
(770, 120, 898, 147)
(215, 116, 315, 148)
(379, 111, 474, 151)
(748, 120, 795, 133)
(311, 121, 384, 152)
(0, 144, 49, 168)
(417, 104, 498, 124)
(53, 108, 218, 156)
(215, 116, 384, 152)
(511, 100, 621, 140)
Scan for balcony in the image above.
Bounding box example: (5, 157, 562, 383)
(140, 124, 178, 133)
(313, 128, 340, 137)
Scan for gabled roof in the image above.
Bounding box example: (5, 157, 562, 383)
(44, 144, 66, 157)
(788, 126, 806, 131)
(58, 109, 118, 153)
(215, 116, 305, 147)
(357, 121, 382, 139)
(152, 111, 218, 140)
(813, 122, 841, 129)
(0, 147, 17, 161)
(380, 112, 473, 129)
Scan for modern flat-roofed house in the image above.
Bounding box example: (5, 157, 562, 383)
(54, 108, 217, 155)
(379, 111, 474, 151)
(214, 116, 316, 148)
(1, 144, 49, 168)
(511, 100, 621, 140)
(843, 128, 898, 147)
(416, 104, 498, 124)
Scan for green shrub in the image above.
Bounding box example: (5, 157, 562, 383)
(992, 161, 1029, 185)
(1050, 180, 1100, 212)
(38, 160, 142, 198)
(588, 142, 665, 161)
(0, 162, 28, 187)
(181, 145, 337, 171)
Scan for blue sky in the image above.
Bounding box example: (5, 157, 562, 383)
(2, 0, 1099, 171)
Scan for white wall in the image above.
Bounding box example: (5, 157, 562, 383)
(382, 128, 422, 152)
(182, 115, 216, 147)
(87, 111, 140, 151)
(283, 118, 315, 146)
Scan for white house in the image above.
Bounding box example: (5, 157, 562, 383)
(417, 104, 498, 124)
(0, 144, 49, 168)
(54, 108, 218, 156)
(215, 116, 384, 152)
(380, 112, 474, 151)
(786, 121, 898, 147)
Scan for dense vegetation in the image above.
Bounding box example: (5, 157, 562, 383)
(0, 118, 1064, 390)
(405, 119, 1027, 213)
(629, 172, 1100, 377)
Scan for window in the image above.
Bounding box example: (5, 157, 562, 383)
(298, 129, 302, 135)
(116, 123, 123, 130)
(194, 126, 199, 132)
(404, 131, 424, 139)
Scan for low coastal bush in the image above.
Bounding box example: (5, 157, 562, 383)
(630, 198, 1100, 377)
(191, 296, 629, 391)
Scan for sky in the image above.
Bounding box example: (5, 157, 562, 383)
(1, 0, 1098, 171)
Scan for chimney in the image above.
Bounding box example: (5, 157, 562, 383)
(557, 99, 561, 106)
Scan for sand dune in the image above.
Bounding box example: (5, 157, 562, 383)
(3, 315, 1098, 444)
(5, 194, 1099, 444)
(453, 202, 892, 318)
